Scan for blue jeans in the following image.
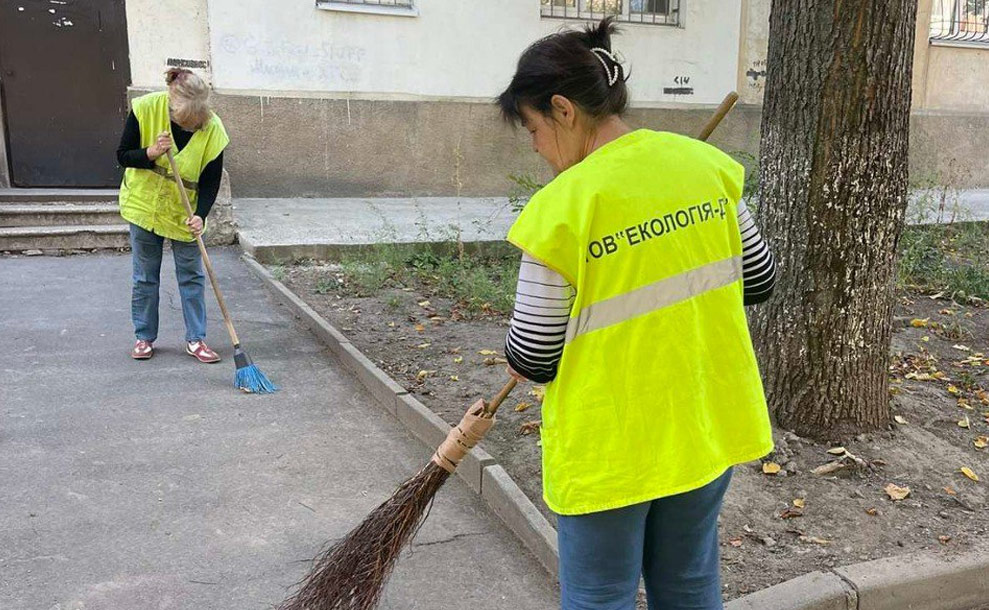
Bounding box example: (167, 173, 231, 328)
(129, 224, 207, 343)
(557, 469, 732, 610)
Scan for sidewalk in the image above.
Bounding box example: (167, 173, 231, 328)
(234, 190, 989, 263)
(0, 250, 558, 609)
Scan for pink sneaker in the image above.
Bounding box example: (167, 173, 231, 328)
(132, 340, 154, 360)
(186, 341, 221, 364)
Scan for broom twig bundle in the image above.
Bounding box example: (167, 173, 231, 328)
(279, 379, 517, 610)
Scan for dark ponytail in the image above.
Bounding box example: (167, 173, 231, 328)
(497, 18, 628, 125)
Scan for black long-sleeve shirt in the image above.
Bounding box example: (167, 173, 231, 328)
(116, 112, 223, 219)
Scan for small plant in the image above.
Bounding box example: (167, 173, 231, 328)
(386, 294, 402, 309)
(507, 173, 544, 213)
(313, 277, 335, 295)
(728, 150, 761, 205)
(270, 265, 287, 282)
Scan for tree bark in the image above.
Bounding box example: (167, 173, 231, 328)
(753, 1, 918, 438)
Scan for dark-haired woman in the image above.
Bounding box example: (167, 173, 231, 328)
(498, 19, 776, 610)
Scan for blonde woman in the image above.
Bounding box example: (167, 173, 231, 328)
(116, 68, 229, 363)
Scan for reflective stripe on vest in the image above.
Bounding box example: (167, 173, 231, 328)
(565, 255, 742, 343)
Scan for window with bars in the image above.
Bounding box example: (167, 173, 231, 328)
(930, 0, 989, 44)
(540, 0, 680, 26)
(330, 0, 413, 6)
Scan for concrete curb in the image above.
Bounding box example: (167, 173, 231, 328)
(240, 253, 559, 576)
(242, 253, 989, 607)
(725, 551, 989, 610)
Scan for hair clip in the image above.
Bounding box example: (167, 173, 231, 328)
(590, 47, 621, 87)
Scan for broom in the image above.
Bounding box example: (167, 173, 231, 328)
(278, 91, 740, 610)
(164, 149, 278, 394)
(280, 378, 516, 610)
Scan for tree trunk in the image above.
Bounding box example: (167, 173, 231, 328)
(753, 1, 918, 439)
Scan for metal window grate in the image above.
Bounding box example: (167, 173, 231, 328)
(930, 0, 989, 44)
(540, 0, 680, 26)
(329, 0, 413, 6)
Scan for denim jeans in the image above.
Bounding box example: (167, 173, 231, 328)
(556, 468, 732, 610)
(129, 224, 207, 343)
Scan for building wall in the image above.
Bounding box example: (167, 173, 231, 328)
(205, 0, 743, 105)
(125, 0, 212, 87)
(117, 0, 989, 197)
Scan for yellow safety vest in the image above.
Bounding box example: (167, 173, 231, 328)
(508, 129, 773, 516)
(119, 91, 229, 242)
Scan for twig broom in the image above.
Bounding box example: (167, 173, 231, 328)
(280, 379, 516, 610)
(165, 149, 278, 394)
(278, 91, 740, 610)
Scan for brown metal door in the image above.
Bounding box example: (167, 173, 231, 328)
(0, 0, 130, 187)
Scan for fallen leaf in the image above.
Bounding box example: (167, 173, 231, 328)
(728, 537, 743, 548)
(387, 322, 396, 328)
(799, 535, 830, 546)
(894, 415, 908, 425)
(416, 343, 431, 349)
(449, 375, 459, 382)
(865, 507, 879, 516)
(778, 507, 803, 519)
(958, 415, 970, 429)
(933, 371, 948, 380)
(884, 483, 911, 501)
(953, 344, 971, 352)
(478, 349, 498, 356)
(921, 336, 931, 343)
(515, 401, 532, 413)
(483, 357, 508, 366)
(948, 385, 961, 396)
(417, 300, 431, 308)
(453, 356, 464, 364)
(960, 467, 980, 482)
(910, 318, 930, 328)
(415, 369, 436, 381)
(974, 436, 988, 449)
(812, 461, 848, 475)
(905, 372, 933, 381)
(940, 309, 957, 316)
(414, 323, 425, 332)
(793, 498, 806, 509)
(939, 535, 952, 545)
(762, 462, 782, 475)
(827, 446, 847, 455)
(529, 386, 546, 401)
(519, 420, 541, 435)
(944, 486, 957, 495)
(958, 398, 972, 410)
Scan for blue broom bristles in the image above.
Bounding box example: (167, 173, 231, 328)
(235, 363, 279, 394)
(233, 345, 278, 394)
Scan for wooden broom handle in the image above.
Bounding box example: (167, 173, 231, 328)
(696, 91, 739, 142)
(165, 149, 241, 346)
(483, 378, 518, 417)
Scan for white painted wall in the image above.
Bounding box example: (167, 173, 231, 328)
(204, 0, 742, 104)
(126, 0, 211, 88)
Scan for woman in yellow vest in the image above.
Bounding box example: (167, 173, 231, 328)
(498, 19, 776, 610)
(116, 68, 229, 363)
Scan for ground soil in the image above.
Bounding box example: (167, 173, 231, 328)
(279, 262, 989, 601)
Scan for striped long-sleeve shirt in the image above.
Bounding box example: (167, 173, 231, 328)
(504, 201, 776, 384)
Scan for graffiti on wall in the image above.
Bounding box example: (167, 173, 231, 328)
(217, 34, 367, 86)
(663, 75, 695, 96)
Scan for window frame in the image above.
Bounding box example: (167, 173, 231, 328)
(316, 0, 418, 18)
(540, 0, 682, 27)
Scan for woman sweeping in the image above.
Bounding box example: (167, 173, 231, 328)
(500, 19, 776, 610)
(116, 68, 229, 363)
